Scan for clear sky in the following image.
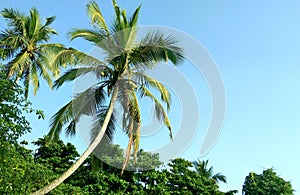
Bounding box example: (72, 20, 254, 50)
(1, 0, 300, 194)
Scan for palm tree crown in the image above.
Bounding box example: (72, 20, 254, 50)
(192, 159, 227, 184)
(0, 8, 62, 98)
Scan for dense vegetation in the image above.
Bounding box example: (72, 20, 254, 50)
(0, 0, 294, 194)
(242, 169, 294, 195)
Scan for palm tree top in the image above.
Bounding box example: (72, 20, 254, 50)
(0, 7, 62, 98)
(193, 159, 227, 184)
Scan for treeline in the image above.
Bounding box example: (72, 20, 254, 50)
(0, 137, 235, 194)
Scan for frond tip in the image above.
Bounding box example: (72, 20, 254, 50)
(87, 0, 109, 34)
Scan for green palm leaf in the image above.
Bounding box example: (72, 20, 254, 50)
(130, 31, 184, 68)
(48, 85, 106, 141)
(53, 66, 109, 89)
(69, 28, 106, 43)
(139, 85, 172, 139)
(134, 72, 171, 110)
(87, 0, 109, 34)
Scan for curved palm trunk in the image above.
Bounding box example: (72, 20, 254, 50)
(32, 85, 119, 195)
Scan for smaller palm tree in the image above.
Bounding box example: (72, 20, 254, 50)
(0, 8, 63, 98)
(192, 159, 227, 184)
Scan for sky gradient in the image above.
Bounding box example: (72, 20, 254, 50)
(1, 1, 300, 194)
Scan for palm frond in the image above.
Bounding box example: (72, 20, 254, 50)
(38, 43, 65, 78)
(193, 159, 227, 183)
(112, 27, 137, 52)
(34, 55, 53, 88)
(112, 0, 121, 31)
(48, 85, 106, 141)
(48, 101, 74, 141)
(53, 65, 109, 89)
(65, 120, 76, 137)
(43, 16, 56, 28)
(129, 5, 141, 27)
(90, 107, 116, 146)
(30, 61, 40, 95)
(28, 8, 41, 39)
(212, 172, 227, 183)
(0, 30, 25, 56)
(139, 85, 172, 139)
(110, 4, 140, 50)
(53, 67, 92, 89)
(134, 72, 171, 111)
(131, 93, 141, 161)
(38, 43, 64, 50)
(69, 28, 106, 44)
(37, 18, 58, 42)
(1, 8, 26, 32)
(23, 68, 30, 99)
(116, 84, 142, 171)
(50, 47, 106, 74)
(5, 50, 30, 78)
(130, 31, 184, 68)
(86, 0, 109, 34)
(122, 125, 133, 174)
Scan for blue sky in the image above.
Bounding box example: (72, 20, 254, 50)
(1, 0, 300, 194)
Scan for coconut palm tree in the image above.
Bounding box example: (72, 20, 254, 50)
(0, 7, 63, 98)
(192, 159, 227, 184)
(32, 0, 184, 194)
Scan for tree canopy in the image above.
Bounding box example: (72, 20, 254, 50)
(242, 168, 294, 195)
(0, 7, 62, 98)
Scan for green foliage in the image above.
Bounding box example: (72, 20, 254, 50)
(138, 158, 227, 195)
(30, 137, 232, 194)
(94, 144, 162, 171)
(0, 7, 63, 98)
(242, 168, 294, 195)
(66, 155, 229, 194)
(0, 144, 53, 194)
(193, 159, 227, 184)
(0, 63, 44, 147)
(69, 165, 138, 194)
(33, 137, 79, 174)
(64, 144, 163, 194)
(0, 142, 86, 194)
(0, 63, 75, 194)
(0, 64, 31, 145)
(0, 128, 234, 195)
(166, 158, 221, 194)
(24, 138, 162, 194)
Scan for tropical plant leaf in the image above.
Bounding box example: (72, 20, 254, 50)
(48, 85, 106, 141)
(138, 85, 172, 139)
(86, 0, 109, 34)
(134, 72, 171, 111)
(69, 28, 106, 43)
(130, 31, 184, 67)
